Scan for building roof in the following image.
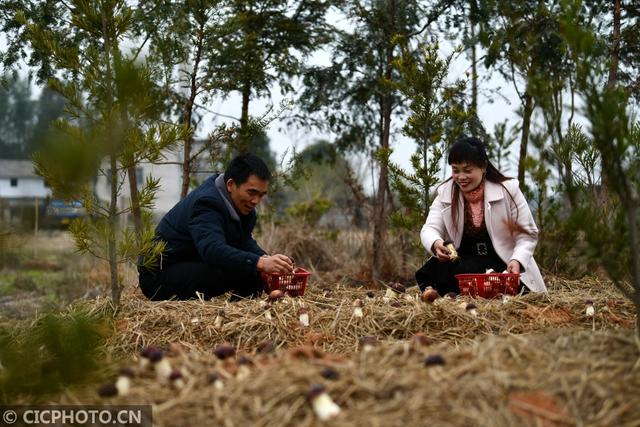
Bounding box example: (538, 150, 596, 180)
(0, 159, 39, 179)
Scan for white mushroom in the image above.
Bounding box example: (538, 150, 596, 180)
(585, 299, 595, 317)
(298, 307, 310, 327)
(307, 384, 341, 421)
(115, 367, 135, 396)
(352, 299, 364, 318)
(465, 302, 478, 317)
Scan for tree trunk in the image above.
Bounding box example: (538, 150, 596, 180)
(103, 11, 121, 308)
(180, 27, 205, 199)
(470, 22, 478, 114)
(127, 165, 143, 239)
(607, 0, 621, 88)
(517, 93, 533, 190)
(239, 82, 251, 153)
(372, 101, 391, 281)
(108, 155, 121, 307)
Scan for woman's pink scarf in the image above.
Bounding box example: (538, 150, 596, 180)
(462, 181, 484, 227)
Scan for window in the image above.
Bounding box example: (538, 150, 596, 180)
(10, 178, 18, 187)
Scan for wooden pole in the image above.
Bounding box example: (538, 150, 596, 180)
(34, 196, 39, 235)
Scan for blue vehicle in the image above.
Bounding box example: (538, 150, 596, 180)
(44, 199, 87, 228)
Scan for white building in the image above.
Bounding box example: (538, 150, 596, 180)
(0, 159, 51, 227)
(0, 159, 51, 199)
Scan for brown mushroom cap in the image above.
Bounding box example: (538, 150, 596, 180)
(306, 383, 327, 401)
(411, 332, 434, 347)
(465, 303, 477, 311)
(388, 282, 406, 293)
(424, 354, 446, 366)
(97, 382, 118, 397)
(366, 290, 375, 298)
(214, 343, 236, 360)
(421, 288, 440, 303)
(297, 307, 309, 315)
(353, 299, 364, 308)
(206, 372, 223, 384)
(320, 366, 340, 380)
(238, 355, 254, 366)
(359, 336, 377, 347)
(268, 289, 284, 301)
(169, 368, 183, 381)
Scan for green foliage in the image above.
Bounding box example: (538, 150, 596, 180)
(486, 120, 517, 172)
(0, 309, 110, 403)
(285, 196, 334, 227)
(7, 0, 188, 306)
(0, 76, 67, 159)
(380, 41, 468, 255)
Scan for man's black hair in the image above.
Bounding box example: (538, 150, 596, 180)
(224, 153, 272, 185)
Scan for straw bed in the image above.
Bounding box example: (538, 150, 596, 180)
(104, 275, 636, 356)
(63, 329, 639, 427)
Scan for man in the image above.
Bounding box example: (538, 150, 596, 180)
(138, 153, 293, 300)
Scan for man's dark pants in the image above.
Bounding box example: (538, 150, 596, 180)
(138, 262, 264, 301)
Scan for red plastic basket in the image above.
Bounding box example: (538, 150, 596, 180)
(261, 268, 311, 297)
(455, 273, 520, 298)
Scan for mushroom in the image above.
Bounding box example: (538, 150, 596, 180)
(139, 345, 161, 370)
(268, 289, 284, 302)
(114, 367, 135, 396)
(366, 290, 375, 299)
(444, 292, 457, 299)
(214, 309, 225, 329)
(352, 299, 364, 318)
(390, 300, 402, 308)
(383, 282, 405, 302)
(306, 384, 341, 421)
(213, 343, 236, 360)
(236, 355, 253, 381)
(148, 349, 172, 382)
(421, 287, 440, 303)
(411, 332, 434, 348)
(264, 302, 273, 321)
(207, 372, 225, 390)
(359, 336, 377, 353)
(424, 354, 446, 366)
(169, 368, 185, 390)
(298, 307, 310, 327)
(320, 366, 340, 381)
(443, 240, 459, 261)
(97, 382, 118, 398)
(465, 302, 478, 317)
(322, 288, 333, 298)
(585, 299, 595, 317)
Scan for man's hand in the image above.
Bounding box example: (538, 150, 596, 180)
(432, 239, 451, 262)
(507, 259, 521, 274)
(257, 254, 294, 273)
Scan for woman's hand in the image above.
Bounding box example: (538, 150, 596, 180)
(507, 259, 521, 274)
(257, 254, 294, 273)
(432, 239, 451, 262)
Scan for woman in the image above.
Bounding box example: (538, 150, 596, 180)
(416, 136, 546, 295)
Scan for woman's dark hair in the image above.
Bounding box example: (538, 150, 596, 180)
(225, 153, 271, 185)
(446, 136, 523, 234)
(447, 136, 508, 183)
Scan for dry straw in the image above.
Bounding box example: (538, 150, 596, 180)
(63, 329, 639, 426)
(98, 275, 636, 357)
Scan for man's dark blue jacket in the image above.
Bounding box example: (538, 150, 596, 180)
(155, 173, 266, 274)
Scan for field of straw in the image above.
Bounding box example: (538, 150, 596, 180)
(56, 274, 640, 427)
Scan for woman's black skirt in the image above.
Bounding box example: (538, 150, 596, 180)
(415, 235, 506, 295)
